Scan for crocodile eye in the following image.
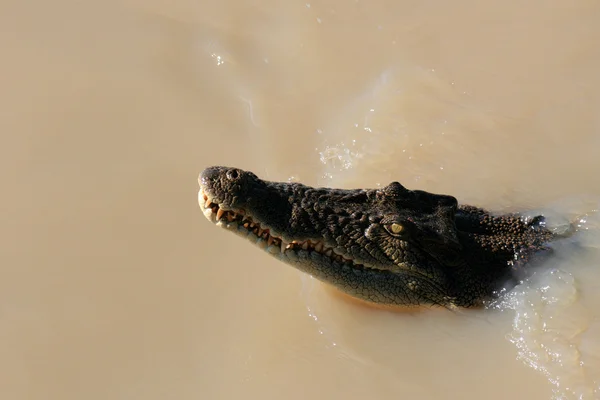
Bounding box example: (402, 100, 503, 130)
(386, 223, 405, 236)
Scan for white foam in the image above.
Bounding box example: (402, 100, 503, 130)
(493, 267, 598, 399)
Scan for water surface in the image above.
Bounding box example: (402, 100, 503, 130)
(2, 0, 600, 399)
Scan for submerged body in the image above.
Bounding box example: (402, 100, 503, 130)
(198, 166, 567, 308)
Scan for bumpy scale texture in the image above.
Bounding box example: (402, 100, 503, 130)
(199, 166, 563, 308)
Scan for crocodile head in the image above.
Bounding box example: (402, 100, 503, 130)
(197, 166, 482, 307)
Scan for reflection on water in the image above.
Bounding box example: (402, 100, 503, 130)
(2, 0, 600, 399)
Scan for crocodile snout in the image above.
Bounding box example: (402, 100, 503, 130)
(198, 166, 264, 211)
(199, 166, 242, 187)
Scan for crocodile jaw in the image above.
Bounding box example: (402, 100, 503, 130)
(198, 187, 357, 265)
(197, 182, 461, 308)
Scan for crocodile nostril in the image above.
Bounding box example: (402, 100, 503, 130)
(227, 169, 239, 180)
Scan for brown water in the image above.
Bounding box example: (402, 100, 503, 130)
(2, 1, 600, 399)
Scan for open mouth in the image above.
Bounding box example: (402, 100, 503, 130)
(198, 188, 355, 265)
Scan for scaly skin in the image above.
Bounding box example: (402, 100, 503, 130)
(198, 166, 563, 308)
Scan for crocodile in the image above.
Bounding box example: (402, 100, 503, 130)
(198, 166, 570, 308)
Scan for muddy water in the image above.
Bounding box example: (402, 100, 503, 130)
(2, 0, 600, 399)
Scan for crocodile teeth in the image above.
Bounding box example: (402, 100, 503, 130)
(200, 195, 358, 266)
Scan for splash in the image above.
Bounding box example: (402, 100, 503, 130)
(493, 268, 597, 399)
(313, 66, 476, 187)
